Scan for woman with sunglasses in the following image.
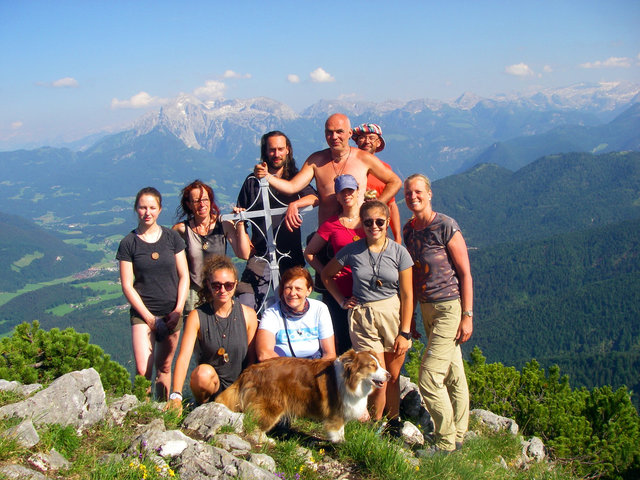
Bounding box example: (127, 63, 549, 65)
(304, 174, 365, 354)
(173, 180, 250, 316)
(256, 266, 335, 361)
(403, 173, 473, 453)
(117, 187, 189, 400)
(167, 255, 258, 415)
(321, 200, 413, 428)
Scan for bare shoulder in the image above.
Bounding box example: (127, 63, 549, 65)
(172, 222, 186, 234)
(241, 304, 258, 324)
(306, 148, 331, 168)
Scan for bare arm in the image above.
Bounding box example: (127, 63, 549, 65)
(388, 201, 402, 242)
(255, 329, 279, 362)
(303, 233, 329, 274)
(223, 219, 251, 260)
(284, 193, 319, 232)
(364, 154, 401, 204)
(255, 160, 316, 195)
(393, 267, 413, 355)
(166, 250, 189, 330)
(119, 260, 156, 328)
(448, 231, 474, 344)
(242, 304, 259, 366)
(320, 336, 336, 359)
(321, 258, 357, 309)
(172, 221, 186, 239)
(166, 309, 200, 413)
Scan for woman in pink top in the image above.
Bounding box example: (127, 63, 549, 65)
(304, 174, 364, 354)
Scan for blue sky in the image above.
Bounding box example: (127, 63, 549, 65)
(1, 0, 638, 149)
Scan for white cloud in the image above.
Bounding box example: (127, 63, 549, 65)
(223, 70, 251, 79)
(504, 63, 534, 77)
(11, 121, 23, 130)
(110, 91, 168, 109)
(287, 74, 300, 83)
(52, 77, 79, 88)
(310, 67, 335, 83)
(543, 65, 553, 73)
(580, 56, 632, 69)
(193, 80, 226, 100)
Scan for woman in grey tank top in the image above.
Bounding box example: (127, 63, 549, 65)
(173, 180, 251, 314)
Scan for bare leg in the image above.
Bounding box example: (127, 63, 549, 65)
(131, 324, 154, 379)
(190, 364, 221, 404)
(368, 352, 388, 420)
(154, 330, 180, 400)
(383, 351, 406, 420)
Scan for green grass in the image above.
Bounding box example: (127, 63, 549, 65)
(11, 251, 44, 270)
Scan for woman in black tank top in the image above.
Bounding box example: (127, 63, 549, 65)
(167, 255, 258, 415)
(172, 180, 251, 315)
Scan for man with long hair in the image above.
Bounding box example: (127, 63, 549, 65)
(236, 131, 318, 313)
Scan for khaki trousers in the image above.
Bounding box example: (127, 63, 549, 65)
(418, 299, 469, 451)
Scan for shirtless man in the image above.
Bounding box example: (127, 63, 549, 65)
(255, 113, 401, 225)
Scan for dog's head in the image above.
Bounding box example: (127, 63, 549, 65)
(339, 349, 390, 393)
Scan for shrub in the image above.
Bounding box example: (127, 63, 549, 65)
(0, 321, 131, 395)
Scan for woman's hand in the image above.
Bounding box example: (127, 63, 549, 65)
(456, 315, 473, 344)
(393, 335, 411, 356)
(341, 296, 358, 309)
(164, 398, 183, 416)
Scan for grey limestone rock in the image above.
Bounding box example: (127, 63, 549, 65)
(0, 464, 48, 479)
(182, 402, 244, 440)
(471, 409, 519, 435)
(3, 419, 40, 448)
(106, 394, 139, 426)
(0, 368, 107, 432)
(27, 448, 71, 473)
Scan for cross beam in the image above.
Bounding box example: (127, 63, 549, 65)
(220, 176, 314, 312)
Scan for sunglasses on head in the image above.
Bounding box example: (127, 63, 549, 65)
(363, 218, 387, 228)
(209, 281, 236, 292)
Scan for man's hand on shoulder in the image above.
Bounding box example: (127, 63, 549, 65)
(254, 162, 268, 178)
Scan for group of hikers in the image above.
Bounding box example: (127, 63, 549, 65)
(116, 113, 474, 453)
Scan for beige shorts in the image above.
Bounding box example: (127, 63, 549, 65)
(348, 295, 407, 353)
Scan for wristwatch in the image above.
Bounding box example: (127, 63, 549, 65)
(169, 392, 183, 401)
(462, 310, 473, 317)
(399, 331, 411, 340)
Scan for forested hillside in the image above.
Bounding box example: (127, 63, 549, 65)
(431, 151, 640, 246)
(468, 217, 640, 405)
(0, 212, 102, 291)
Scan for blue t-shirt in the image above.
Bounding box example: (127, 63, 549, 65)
(259, 298, 334, 359)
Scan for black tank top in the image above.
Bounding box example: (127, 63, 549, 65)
(196, 300, 248, 392)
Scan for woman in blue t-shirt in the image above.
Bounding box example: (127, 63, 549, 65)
(256, 266, 336, 361)
(116, 187, 189, 400)
(322, 200, 413, 427)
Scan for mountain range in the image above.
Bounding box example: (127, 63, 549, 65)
(1, 82, 639, 235)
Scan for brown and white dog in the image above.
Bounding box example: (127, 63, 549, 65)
(215, 349, 390, 442)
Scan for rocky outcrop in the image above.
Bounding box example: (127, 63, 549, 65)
(0, 372, 547, 478)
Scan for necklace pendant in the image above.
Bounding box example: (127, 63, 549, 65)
(202, 242, 209, 251)
(223, 353, 229, 363)
(217, 347, 226, 356)
(352, 235, 360, 241)
(151, 252, 160, 260)
(222, 333, 226, 338)
(376, 279, 383, 287)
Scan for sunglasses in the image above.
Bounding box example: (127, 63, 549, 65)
(363, 218, 387, 228)
(209, 281, 236, 292)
